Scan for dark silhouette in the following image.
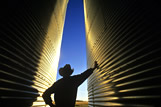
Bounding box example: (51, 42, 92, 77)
(42, 61, 98, 107)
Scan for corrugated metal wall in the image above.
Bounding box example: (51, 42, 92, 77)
(0, 0, 68, 106)
(84, 0, 161, 106)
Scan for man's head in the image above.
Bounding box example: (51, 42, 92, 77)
(59, 64, 74, 77)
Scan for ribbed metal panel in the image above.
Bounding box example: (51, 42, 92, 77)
(0, 0, 68, 106)
(84, 0, 161, 106)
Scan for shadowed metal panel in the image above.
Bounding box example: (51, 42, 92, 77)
(0, 0, 68, 106)
(84, 0, 161, 106)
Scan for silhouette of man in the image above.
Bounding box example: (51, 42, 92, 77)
(42, 61, 98, 107)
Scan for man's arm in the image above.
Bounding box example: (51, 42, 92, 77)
(42, 84, 56, 107)
(75, 61, 99, 85)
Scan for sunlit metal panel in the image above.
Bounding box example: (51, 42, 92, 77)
(84, 0, 161, 106)
(0, 0, 68, 106)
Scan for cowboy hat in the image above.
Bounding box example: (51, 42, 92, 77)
(59, 64, 74, 77)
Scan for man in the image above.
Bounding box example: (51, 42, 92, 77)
(42, 61, 98, 107)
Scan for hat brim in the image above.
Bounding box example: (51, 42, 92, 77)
(59, 68, 74, 77)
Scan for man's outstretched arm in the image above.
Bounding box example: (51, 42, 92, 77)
(76, 61, 99, 85)
(42, 85, 56, 107)
(82, 61, 98, 78)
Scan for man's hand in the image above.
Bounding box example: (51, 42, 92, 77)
(94, 61, 99, 69)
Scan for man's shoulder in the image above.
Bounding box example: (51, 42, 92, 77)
(71, 74, 81, 78)
(53, 78, 63, 84)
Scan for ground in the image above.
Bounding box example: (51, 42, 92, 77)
(75, 101, 88, 107)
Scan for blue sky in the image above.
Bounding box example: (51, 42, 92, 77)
(56, 0, 88, 101)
